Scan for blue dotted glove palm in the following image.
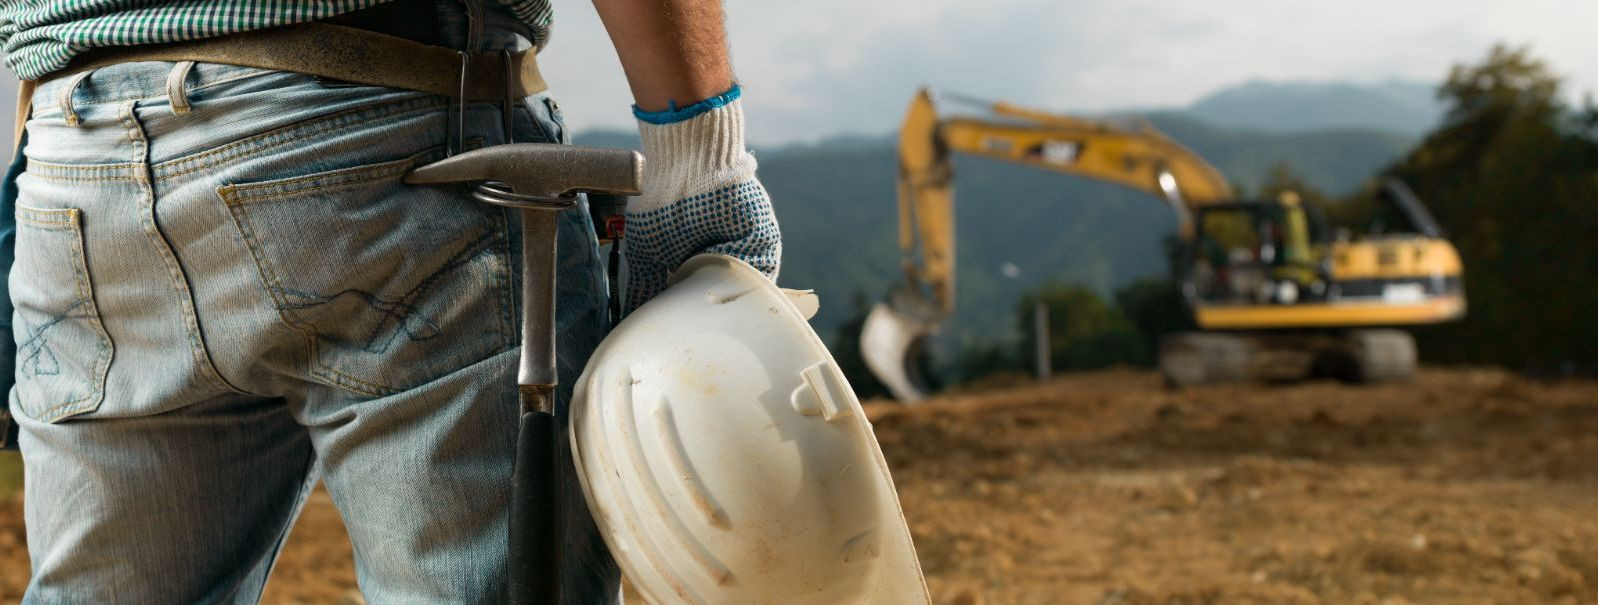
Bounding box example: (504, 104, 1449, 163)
(624, 86, 780, 313)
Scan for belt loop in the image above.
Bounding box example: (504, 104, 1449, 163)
(165, 61, 197, 115)
(57, 70, 93, 127)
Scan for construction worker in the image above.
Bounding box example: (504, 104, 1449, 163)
(0, 0, 779, 602)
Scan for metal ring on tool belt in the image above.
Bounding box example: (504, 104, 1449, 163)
(471, 181, 578, 209)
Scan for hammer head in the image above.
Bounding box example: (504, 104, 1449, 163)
(406, 143, 644, 198)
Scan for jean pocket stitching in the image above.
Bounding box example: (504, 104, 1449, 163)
(21, 174, 134, 184)
(16, 161, 140, 183)
(296, 224, 509, 396)
(216, 147, 506, 398)
(13, 205, 115, 422)
(157, 96, 443, 180)
(219, 173, 402, 398)
(220, 189, 396, 397)
(219, 153, 430, 205)
(16, 206, 76, 226)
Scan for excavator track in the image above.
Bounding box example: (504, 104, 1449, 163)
(1158, 329, 1417, 388)
(1339, 329, 1418, 383)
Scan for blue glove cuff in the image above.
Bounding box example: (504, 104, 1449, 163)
(632, 84, 743, 125)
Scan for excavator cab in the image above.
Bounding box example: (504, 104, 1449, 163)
(1190, 193, 1327, 306)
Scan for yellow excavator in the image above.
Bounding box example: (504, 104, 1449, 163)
(862, 88, 1466, 400)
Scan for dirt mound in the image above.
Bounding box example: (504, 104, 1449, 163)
(3, 368, 1596, 604)
(870, 368, 1598, 604)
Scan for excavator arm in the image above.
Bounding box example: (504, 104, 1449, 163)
(868, 88, 1234, 401)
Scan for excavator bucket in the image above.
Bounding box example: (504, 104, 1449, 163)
(861, 302, 937, 402)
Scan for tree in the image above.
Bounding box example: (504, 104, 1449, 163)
(1385, 44, 1598, 367)
(1017, 284, 1145, 371)
(1437, 44, 1562, 127)
(1115, 278, 1195, 364)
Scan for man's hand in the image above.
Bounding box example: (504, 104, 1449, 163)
(591, 0, 781, 312)
(622, 86, 779, 311)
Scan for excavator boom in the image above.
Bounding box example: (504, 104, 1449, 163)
(872, 88, 1232, 401)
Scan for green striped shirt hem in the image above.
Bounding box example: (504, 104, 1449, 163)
(0, 0, 553, 80)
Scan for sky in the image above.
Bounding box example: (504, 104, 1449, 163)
(0, 0, 1591, 147)
(538, 0, 1598, 145)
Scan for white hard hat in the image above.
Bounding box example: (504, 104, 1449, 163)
(570, 254, 931, 604)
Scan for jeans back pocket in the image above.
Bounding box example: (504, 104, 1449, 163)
(218, 153, 516, 397)
(11, 204, 114, 422)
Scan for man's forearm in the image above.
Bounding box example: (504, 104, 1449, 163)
(591, 0, 735, 110)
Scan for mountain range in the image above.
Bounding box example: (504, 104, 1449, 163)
(1179, 79, 1444, 136)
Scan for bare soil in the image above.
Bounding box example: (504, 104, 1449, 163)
(3, 368, 1597, 604)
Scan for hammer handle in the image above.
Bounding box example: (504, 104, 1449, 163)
(509, 207, 562, 603)
(517, 209, 560, 401)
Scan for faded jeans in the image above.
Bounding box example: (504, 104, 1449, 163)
(9, 60, 618, 603)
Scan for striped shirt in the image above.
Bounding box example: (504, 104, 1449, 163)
(0, 1, 553, 80)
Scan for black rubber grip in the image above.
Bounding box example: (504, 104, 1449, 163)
(509, 410, 560, 605)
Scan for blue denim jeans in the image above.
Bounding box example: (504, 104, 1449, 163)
(9, 60, 618, 603)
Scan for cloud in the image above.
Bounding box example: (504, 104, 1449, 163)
(541, 0, 1598, 145)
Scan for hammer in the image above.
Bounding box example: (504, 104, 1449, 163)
(406, 143, 643, 604)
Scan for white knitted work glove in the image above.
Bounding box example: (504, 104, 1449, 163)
(624, 86, 781, 313)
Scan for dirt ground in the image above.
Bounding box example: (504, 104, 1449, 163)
(3, 368, 1597, 604)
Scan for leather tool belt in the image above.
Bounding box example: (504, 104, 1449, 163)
(40, 22, 547, 102)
